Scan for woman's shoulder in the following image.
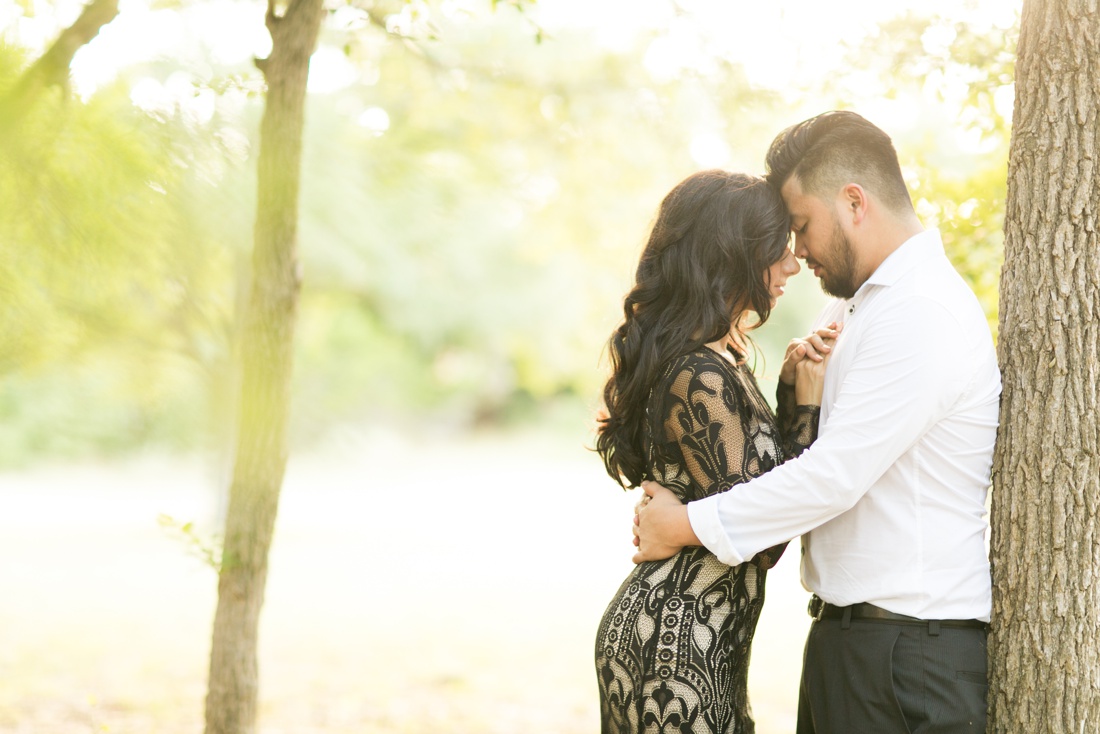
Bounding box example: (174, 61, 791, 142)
(658, 348, 743, 390)
(668, 347, 741, 375)
(651, 348, 751, 422)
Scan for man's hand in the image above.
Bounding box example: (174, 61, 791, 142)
(631, 481, 701, 564)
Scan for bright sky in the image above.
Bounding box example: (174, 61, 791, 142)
(535, 0, 1015, 90)
(1, 0, 1017, 165)
(3, 0, 1018, 93)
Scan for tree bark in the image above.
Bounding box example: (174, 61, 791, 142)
(990, 1, 1100, 731)
(203, 1, 324, 732)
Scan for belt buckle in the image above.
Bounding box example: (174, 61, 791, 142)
(808, 595, 824, 621)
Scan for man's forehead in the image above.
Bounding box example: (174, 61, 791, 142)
(779, 175, 812, 214)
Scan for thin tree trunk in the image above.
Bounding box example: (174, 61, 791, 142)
(990, 1, 1100, 731)
(203, 0, 323, 732)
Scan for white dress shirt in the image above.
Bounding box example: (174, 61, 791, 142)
(687, 229, 1000, 621)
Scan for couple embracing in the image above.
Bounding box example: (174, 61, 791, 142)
(594, 111, 999, 734)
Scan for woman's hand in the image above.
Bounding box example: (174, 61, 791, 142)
(779, 322, 843, 386)
(794, 331, 837, 405)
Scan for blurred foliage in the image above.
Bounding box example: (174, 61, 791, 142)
(0, 39, 244, 463)
(0, 0, 1017, 466)
(157, 512, 222, 568)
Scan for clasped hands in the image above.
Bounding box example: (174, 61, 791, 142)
(781, 320, 842, 396)
(631, 323, 842, 564)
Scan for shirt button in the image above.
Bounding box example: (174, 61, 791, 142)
(848, 304, 856, 314)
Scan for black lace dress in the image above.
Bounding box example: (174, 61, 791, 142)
(595, 347, 820, 734)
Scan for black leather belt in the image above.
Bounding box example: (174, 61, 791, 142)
(808, 595, 988, 632)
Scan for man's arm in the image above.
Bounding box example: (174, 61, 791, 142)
(633, 327, 834, 563)
(639, 298, 976, 566)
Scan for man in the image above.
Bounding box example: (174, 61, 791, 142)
(634, 111, 1000, 733)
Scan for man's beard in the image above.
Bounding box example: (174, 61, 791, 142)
(818, 221, 860, 299)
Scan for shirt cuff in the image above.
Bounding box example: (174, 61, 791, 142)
(687, 494, 745, 566)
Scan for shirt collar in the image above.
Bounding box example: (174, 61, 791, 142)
(856, 228, 944, 294)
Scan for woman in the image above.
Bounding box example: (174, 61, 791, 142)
(594, 170, 834, 733)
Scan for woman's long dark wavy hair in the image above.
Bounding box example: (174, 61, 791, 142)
(597, 170, 791, 488)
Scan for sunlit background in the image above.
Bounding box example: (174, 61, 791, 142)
(1, 0, 1014, 731)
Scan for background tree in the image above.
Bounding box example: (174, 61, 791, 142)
(202, 0, 324, 730)
(990, 0, 1100, 731)
(203, 3, 543, 731)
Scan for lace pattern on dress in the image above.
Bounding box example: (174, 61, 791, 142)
(595, 348, 820, 734)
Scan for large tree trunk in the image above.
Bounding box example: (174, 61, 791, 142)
(989, 1, 1100, 731)
(203, 1, 324, 732)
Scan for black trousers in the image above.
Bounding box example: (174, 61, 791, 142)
(796, 615, 988, 734)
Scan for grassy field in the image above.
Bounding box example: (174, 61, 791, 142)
(0, 427, 811, 733)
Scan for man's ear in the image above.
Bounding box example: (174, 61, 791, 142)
(840, 183, 868, 225)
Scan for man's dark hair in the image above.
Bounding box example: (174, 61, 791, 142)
(765, 110, 913, 212)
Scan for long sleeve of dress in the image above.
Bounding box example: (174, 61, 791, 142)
(775, 381, 821, 458)
(660, 359, 757, 501)
(656, 354, 789, 569)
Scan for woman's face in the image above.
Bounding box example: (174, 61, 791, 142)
(766, 245, 801, 306)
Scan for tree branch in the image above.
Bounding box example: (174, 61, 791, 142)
(0, 0, 120, 131)
(357, 5, 550, 93)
